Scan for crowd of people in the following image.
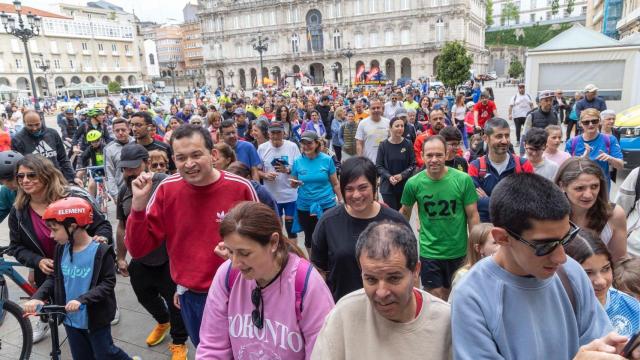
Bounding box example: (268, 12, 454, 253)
(1, 80, 639, 360)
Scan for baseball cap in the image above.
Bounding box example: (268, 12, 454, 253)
(268, 121, 284, 132)
(300, 131, 319, 142)
(234, 108, 246, 115)
(119, 143, 149, 169)
(538, 90, 554, 100)
(584, 84, 599, 93)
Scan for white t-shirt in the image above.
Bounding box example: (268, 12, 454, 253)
(257, 140, 301, 204)
(491, 154, 510, 175)
(511, 93, 533, 118)
(533, 160, 559, 181)
(355, 116, 390, 163)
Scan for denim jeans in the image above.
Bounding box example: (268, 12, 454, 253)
(64, 325, 132, 360)
(179, 290, 208, 347)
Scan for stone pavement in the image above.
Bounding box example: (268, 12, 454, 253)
(0, 203, 197, 360)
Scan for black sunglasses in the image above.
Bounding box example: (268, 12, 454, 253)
(251, 287, 264, 329)
(581, 119, 600, 126)
(151, 162, 166, 169)
(505, 222, 580, 256)
(16, 172, 37, 181)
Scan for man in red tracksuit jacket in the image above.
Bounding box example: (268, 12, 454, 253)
(125, 125, 258, 347)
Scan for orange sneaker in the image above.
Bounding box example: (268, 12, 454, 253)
(168, 343, 188, 360)
(145, 322, 170, 346)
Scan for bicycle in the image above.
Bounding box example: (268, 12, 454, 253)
(76, 166, 111, 216)
(25, 304, 67, 360)
(0, 245, 37, 360)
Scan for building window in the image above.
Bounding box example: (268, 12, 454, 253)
(125, 44, 129, 52)
(291, 33, 300, 53)
(112, 43, 117, 51)
(355, 0, 362, 15)
(385, 0, 392, 11)
(15, 59, 22, 69)
(354, 33, 363, 48)
(50, 41, 58, 53)
(581, 6, 587, 15)
(336, 2, 342, 17)
(369, 32, 378, 47)
(69, 59, 74, 69)
(530, 13, 536, 22)
(149, 54, 155, 65)
(384, 29, 393, 46)
(115, 58, 120, 68)
(67, 43, 74, 53)
(369, 0, 376, 13)
(401, 28, 410, 45)
(82, 42, 88, 51)
(53, 59, 60, 69)
(401, 0, 410, 10)
(333, 29, 342, 49)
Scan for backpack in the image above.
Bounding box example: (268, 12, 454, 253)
(570, 135, 610, 156)
(477, 155, 523, 178)
(225, 257, 313, 322)
(511, 93, 531, 106)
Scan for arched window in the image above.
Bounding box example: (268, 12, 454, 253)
(306, 10, 323, 52)
(148, 53, 155, 65)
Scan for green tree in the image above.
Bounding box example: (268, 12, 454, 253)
(486, 0, 494, 26)
(551, 0, 560, 16)
(501, 1, 520, 26)
(508, 58, 524, 79)
(436, 41, 473, 91)
(566, 0, 575, 14)
(108, 81, 121, 93)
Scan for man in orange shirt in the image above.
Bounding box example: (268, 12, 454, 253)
(414, 109, 447, 168)
(354, 100, 369, 123)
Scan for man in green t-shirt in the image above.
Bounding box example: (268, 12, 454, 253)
(400, 134, 479, 301)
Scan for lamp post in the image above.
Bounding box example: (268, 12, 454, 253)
(35, 55, 50, 96)
(228, 69, 234, 88)
(1, 1, 42, 105)
(341, 43, 355, 89)
(250, 33, 269, 88)
(167, 62, 177, 94)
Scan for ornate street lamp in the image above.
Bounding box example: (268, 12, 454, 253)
(250, 33, 269, 87)
(341, 43, 355, 89)
(1, 1, 42, 104)
(166, 62, 177, 94)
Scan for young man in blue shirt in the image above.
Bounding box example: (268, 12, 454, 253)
(220, 119, 261, 181)
(452, 173, 638, 359)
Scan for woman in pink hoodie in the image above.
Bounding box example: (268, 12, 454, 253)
(197, 202, 335, 359)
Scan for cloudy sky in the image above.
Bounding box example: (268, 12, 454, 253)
(20, 0, 193, 23)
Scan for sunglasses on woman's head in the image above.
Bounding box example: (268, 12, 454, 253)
(16, 172, 37, 181)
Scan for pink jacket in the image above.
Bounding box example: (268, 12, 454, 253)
(196, 254, 335, 360)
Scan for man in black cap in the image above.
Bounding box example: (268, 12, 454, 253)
(519, 90, 559, 156)
(114, 143, 189, 358)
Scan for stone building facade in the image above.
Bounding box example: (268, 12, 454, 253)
(199, 0, 488, 89)
(0, 3, 142, 97)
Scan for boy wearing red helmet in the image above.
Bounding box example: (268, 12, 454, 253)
(23, 197, 138, 360)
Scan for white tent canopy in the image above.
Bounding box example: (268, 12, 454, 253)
(526, 24, 640, 112)
(59, 82, 108, 98)
(0, 84, 28, 94)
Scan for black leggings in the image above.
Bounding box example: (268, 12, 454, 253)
(333, 145, 342, 163)
(566, 120, 579, 140)
(381, 192, 403, 211)
(514, 117, 526, 142)
(298, 209, 321, 249)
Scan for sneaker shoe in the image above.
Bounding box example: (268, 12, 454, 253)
(132, 357, 142, 360)
(146, 322, 170, 346)
(111, 307, 120, 326)
(32, 319, 49, 344)
(168, 343, 188, 360)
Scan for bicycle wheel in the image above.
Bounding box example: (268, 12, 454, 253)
(0, 299, 33, 360)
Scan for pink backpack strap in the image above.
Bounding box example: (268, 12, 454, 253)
(225, 262, 240, 293)
(295, 258, 313, 322)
